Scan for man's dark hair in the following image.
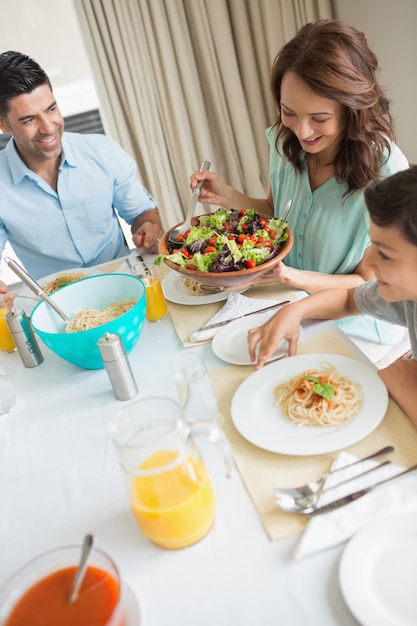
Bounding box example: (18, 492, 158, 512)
(0, 51, 52, 117)
(365, 166, 417, 246)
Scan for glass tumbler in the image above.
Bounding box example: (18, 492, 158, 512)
(129, 258, 167, 322)
(171, 350, 218, 424)
(0, 296, 16, 353)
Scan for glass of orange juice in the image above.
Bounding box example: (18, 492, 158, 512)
(0, 545, 126, 626)
(129, 258, 167, 322)
(109, 397, 233, 549)
(0, 297, 16, 353)
(141, 267, 167, 322)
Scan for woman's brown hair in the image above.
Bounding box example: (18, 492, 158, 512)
(270, 19, 395, 193)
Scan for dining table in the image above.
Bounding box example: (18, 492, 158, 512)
(1, 254, 416, 626)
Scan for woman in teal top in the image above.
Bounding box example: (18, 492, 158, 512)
(190, 19, 409, 344)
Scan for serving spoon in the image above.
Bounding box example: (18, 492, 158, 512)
(168, 160, 211, 245)
(68, 533, 94, 604)
(5, 257, 71, 324)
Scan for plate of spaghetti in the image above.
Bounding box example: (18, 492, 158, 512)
(17, 267, 103, 313)
(231, 353, 388, 455)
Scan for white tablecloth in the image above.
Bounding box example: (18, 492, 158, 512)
(0, 298, 371, 624)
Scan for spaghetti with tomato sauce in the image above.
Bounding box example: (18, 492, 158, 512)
(273, 362, 362, 427)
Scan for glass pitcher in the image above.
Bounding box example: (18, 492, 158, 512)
(108, 396, 233, 549)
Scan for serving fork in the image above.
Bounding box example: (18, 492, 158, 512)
(274, 445, 394, 499)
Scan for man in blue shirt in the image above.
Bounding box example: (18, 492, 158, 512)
(0, 50, 164, 288)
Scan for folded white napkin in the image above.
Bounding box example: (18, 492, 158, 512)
(293, 451, 417, 559)
(189, 292, 284, 343)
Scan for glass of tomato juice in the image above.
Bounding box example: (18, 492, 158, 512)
(0, 545, 126, 626)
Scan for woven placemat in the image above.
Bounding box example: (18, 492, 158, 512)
(210, 330, 417, 540)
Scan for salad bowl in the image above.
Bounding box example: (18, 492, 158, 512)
(158, 209, 294, 288)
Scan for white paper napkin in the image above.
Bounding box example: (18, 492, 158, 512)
(293, 451, 417, 559)
(189, 292, 285, 343)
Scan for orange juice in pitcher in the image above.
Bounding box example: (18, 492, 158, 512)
(110, 397, 233, 550)
(130, 449, 215, 549)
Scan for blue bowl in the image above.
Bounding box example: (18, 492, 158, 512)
(30, 273, 146, 369)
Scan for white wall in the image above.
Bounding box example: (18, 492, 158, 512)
(333, 0, 417, 163)
(0, 0, 98, 117)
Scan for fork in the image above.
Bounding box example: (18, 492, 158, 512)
(274, 445, 394, 499)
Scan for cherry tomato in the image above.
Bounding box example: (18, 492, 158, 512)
(186, 264, 196, 270)
(269, 229, 277, 239)
(259, 219, 267, 227)
(227, 235, 236, 240)
(184, 229, 191, 238)
(223, 221, 232, 231)
(249, 235, 258, 243)
(257, 236, 266, 243)
(239, 209, 247, 216)
(204, 246, 216, 253)
(208, 236, 217, 245)
(176, 233, 185, 242)
(237, 233, 248, 244)
(241, 223, 248, 231)
(245, 259, 257, 269)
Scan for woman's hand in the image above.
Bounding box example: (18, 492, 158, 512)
(190, 169, 231, 208)
(223, 262, 289, 292)
(247, 303, 302, 369)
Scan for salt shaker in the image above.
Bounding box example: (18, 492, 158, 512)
(5, 308, 44, 367)
(98, 332, 138, 401)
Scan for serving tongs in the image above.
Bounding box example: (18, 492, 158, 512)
(168, 160, 211, 245)
(5, 257, 71, 324)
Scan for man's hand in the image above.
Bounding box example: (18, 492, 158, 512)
(0, 280, 14, 308)
(131, 209, 164, 253)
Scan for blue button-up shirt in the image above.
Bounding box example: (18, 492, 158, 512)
(0, 132, 157, 278)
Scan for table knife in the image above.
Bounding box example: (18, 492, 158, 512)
(195, 300, 290, 332)
(310, 462, 417, 516)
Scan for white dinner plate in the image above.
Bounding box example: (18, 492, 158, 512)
(231, 353, 388, 455)
(339, 511, 417, 626)
(15, 267, 103, 314)
(212, 310, 303, 365)
(161, 270, 229, 305)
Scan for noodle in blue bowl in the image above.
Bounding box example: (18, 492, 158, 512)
(30, 273, 146, 369)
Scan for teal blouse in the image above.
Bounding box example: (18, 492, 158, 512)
(266, 128, 409, 343)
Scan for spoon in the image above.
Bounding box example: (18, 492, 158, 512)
(4, 257, 71, 324)
(168, 160, 211, 245)
(261, 199, 293, 263)
(68, 533, 94, 604)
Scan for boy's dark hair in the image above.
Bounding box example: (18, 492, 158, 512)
(365, 166, 417, 246)
(0, 51, 51, 117)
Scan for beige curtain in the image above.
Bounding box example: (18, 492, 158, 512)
(73, 0, 333, 229)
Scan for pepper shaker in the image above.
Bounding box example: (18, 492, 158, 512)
(5, 308, 44, 367)
(98, 332, 138, 401)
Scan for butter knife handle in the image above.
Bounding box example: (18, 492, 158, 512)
(311, 488, 368, 516)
